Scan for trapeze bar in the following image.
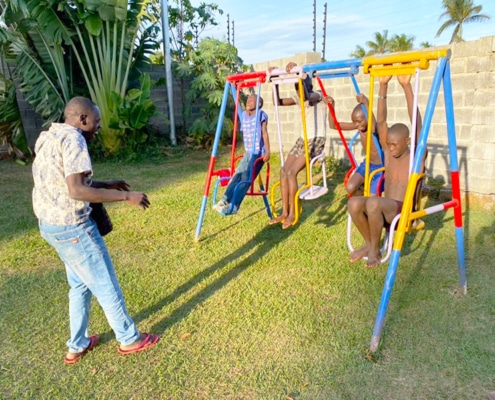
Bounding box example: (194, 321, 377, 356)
(226, 71, 267, 84)
(364, 49, 450, 66)
(303, 58, 363, 72)
(303, 58, 361, 79)
(363, 49, 451, 74)
(267, 66, 304, 85)
(312, 70, 360, 80)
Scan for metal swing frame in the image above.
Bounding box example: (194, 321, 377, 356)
(358, 49, 466, 353)
(346, 66, 423, 264)
(194, 71, 272, 241)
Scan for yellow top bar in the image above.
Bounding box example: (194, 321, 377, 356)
(363, 49, 450, 75)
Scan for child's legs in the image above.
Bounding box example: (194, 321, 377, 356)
(284, 154, 306, 217)
(350, 161, 384, 196)
(223, 154, 250, 203)
(278, 167, 289, 216)
(348, 160, 366, 196)
(270, 165, 290, 223)
(282, 138, 305, 217)
(364, 196, 399, 250)
(233, 155, 264, 208)
(347, 172, 364, 196)
(363, 196, 397, 267)
(347, 196, 372, 244)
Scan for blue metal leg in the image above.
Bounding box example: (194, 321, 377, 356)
(370, 249, 401, 352)
(195, 196, 209, 241)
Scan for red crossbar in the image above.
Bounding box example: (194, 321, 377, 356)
(226, 71, 267, 87)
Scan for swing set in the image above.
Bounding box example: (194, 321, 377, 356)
(351, 49, 467, 352)
(194, 71, 272, 241)
(194, 49, 466, 353)
(197, 61, 371, 237)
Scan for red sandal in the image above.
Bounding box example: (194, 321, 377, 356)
(118, 333, 160, 355)
(64, 335, 100, 364)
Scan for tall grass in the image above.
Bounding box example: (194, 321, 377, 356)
(1, 149, 494, 399)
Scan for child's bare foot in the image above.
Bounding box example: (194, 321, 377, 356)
(269, 215, 286, 225)
(350, 245, 368, 263)
(282, 215, 294, 229)
(365, 249, 382, 268)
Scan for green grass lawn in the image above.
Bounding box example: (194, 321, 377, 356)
(1, 149, 494, 399)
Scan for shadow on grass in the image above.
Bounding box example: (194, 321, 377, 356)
(130, 179, 329, 334)
(312, 175, 349, 228)
(196, 169, 342, 243)
(149, 217, 309, 334)
(474, 216, 495, 246)
(197, 200, 274, 244)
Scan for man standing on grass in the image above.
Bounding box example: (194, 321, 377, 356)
(32, 96, 159, 364)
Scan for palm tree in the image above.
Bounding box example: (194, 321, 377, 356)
(350, 45, 367, 59)
(366, 30, 390, 55)
(436, 0, 490, 44)
(1, 0, 159, 154)
(389, 34, 415, 53)
(420, 41, 434, 48)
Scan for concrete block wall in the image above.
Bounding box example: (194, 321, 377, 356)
(15, 86, 46, 148)
(252, 36, 495, 203)
(18, 64, 185, 149)
(142, 64, 188, 136)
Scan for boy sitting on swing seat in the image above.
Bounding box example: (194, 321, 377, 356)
(213, 94, 271, 215)
(268, 61, 327, 229)
(324, 94, 384, 197)
(347, 73, 424, 268)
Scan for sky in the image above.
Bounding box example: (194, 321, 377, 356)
(197, 0, 495, 65)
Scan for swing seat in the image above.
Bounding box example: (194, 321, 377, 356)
(300, 152, 329, 200)
(212, 168, 231, 187)
(299, 185, 328, 200)
(347, 172, 427, 264)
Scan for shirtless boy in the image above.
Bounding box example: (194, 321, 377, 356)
(347, 74, 422, 268)
(324, 94, 383, 196)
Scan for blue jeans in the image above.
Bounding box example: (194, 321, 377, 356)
(222, 152, 264, 208)
(39, 218, 139, 353)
